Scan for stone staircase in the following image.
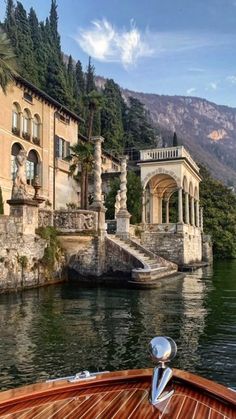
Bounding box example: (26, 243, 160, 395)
(107, 235, 183, 288)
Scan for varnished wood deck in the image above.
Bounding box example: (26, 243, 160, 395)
(0, 369, 235, 418)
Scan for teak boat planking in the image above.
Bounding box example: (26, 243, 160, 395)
(0, 369, 235, 418)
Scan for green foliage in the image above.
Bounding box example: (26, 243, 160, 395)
(101, 79, 124, 153)
(0, 28, 16, 93)
(200, 165, 236, 259)
(67, 140, 94, 209)
(124, 97, 156, 149)
(17, 255, 28, 269)
(36, 226, 60, 271)
(105, 171, 142, 224)
(173, 132, 178, 146)
(0, 186, 4, 214)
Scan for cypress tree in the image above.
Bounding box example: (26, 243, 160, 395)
(14, 2, 38, 84)
(86, 56, 95, 93)
(173, 132, 178, 146)
(124, 97, 156, 148)
(75, 60, 85, 96)
(49, 0, 60, 53)
(28, 8, 47, 88)
(4, 0, 17, 48)
(101, 79, 124, 152)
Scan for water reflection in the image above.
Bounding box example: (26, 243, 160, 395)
(0, 261, 235, 390)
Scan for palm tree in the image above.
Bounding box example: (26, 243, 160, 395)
(0, 29, 16, 94)
(67, 140, 94, 209)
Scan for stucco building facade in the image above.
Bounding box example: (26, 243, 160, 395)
(0, 76, 121, 214)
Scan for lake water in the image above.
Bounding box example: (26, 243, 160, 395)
(0, 260, 235, 391)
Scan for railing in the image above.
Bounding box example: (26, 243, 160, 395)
(140, 146, 199, 172)
(53, 210, 98, 232)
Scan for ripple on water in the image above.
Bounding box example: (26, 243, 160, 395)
(0, 260, 235, 390)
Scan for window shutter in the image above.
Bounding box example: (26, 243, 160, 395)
(66, 141, 70, 157)
(55, 136, 60, 157)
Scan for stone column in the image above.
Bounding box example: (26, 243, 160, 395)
(149, 188, 154, 223)
(158, 197, 163, 223)
(191, 197, 195, 226)
(116, 156, 131, 239)
(89, 136, 106, 232)
(178, 187, 183, 223)
(142, 189, 146, 224)
(165, 199, 169, 223)
(184, 192, 189, 224)
(195, 200, 200, 227)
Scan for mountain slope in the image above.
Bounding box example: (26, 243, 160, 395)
(121, 89, 236, 186)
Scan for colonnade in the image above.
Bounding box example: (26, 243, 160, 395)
(142, 186, 203, 228)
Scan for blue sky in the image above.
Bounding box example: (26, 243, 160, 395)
(1, 0, 236, 107)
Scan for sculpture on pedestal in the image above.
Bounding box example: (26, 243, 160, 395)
(115, 190, 121, 219)
(12, 150, 29, 199)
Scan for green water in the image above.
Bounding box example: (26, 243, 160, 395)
(0, 261, 235, 391)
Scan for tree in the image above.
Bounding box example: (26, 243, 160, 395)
(173, 132, 178, 146)
(49, 0, 60, 52)
(0, 187, 4, 214)
(67, 141, 94, 209)
(85, 56, 95, 94)
(75, 60, 85, 96)
(105, 171, 142, 223)
(0, 29, 16, 94)
(124, 96, 156, 149)
(13, 1, 38, 84)
(101, 79, 124, 153)
(200, 165, 236, 258)
(84, 90, 103, 139)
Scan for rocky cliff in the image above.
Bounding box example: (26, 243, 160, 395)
(122, 89, 236, 186)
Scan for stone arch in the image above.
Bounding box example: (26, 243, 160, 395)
(142, 168, 181, 189)
(26, 149, 41, 185)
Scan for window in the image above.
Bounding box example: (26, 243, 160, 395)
(11, 143, 23, 180)
(55, 136, 70, 159)
(26, 150, 39, 185)
(22, 109, 31, 141)
(12, 103, 21, 136)
(23, 91, 33, 103)
(32, 115, 41, 145)
(57, 113, 70, 124)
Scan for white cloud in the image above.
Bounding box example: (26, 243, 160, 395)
(210, 82, 217, 90)
(186, 87, 196, 95)
(226, 75, 236, 84)
(75, 19, 153, 69)
(74, 20, 236, 69)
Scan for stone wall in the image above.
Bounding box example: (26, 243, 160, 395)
(105, 236, 143, 275)
(141, 224, 202, 266)
(58, 233, 105, 278)
(202, 234, 213, 264)
(0, 213, 66, 293)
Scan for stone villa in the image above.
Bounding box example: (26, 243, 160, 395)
(0, 75, 120, 214)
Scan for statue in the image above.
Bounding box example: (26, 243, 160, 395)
(115, 190, 121, 219)
(12, 150, 29, 199)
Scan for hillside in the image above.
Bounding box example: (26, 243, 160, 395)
(122, 89, 236, 186)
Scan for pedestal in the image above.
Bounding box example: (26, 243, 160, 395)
(116, 209, 131, 240)
(7, 198, 39, 235)
(89, 202, 106, 234)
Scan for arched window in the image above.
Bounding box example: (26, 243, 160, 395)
(32, 114, 41, 145)
(22, 109, 31, 140)
(26, 150, 39, 185)
(12, 103, 21, 136)
(11, 143, 23, 180)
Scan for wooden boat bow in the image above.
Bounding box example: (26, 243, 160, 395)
(0, 368, 235, 418)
